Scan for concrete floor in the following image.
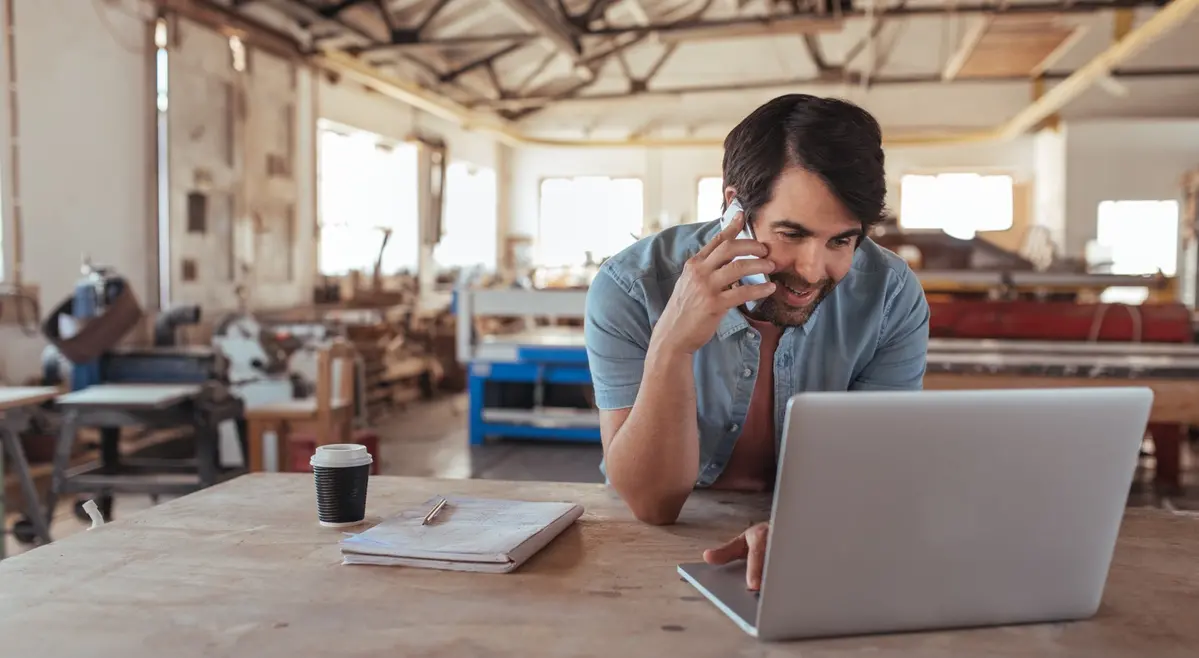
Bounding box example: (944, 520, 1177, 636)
(376, 394, 604, 483)
(5, 391, 1197, 557)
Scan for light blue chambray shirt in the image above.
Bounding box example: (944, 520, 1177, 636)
(583, 219, 931, 487)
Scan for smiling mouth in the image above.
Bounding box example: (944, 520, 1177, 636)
(780, 282, 818, 305)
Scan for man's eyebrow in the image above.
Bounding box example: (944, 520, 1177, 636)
(772, 219, 814, 235)
(771, 219, 862, 241)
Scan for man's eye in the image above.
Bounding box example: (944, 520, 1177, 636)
(779, 232, 803, 240)
(831, 237, 854, 248)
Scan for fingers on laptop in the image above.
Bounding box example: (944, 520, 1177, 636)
(702, 522, 770, 591)
(702, 534, 748, 565)
(744, 523, 768, 591)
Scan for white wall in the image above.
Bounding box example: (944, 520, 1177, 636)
(1033, 129, 1068, 250)
(0, 0, 153, 383)
(509, 139, 1037, 241)
(317, 78, 499, 170)
(1063, 120, 1199, 258)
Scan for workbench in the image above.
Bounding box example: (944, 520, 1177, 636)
(0, 474, 1195, 656)
(0, 387, 60, 558)
(456, 289, 595, 445)
(40, 383, 244, 535)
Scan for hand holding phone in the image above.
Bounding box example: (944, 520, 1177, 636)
(648, 199, 777, 356)
(719, 199, 770, 311)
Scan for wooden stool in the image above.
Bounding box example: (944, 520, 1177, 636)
(245, 339, 357, 473)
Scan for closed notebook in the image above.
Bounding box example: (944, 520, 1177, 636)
(339, 495, 584, 573)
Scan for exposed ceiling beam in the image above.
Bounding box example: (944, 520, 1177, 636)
(1000, 0, 1199, 139)
(584, 0, 626, 25)
(346, 0, 1165, 52)
(198, 0, 1198, 149)
(272, 0, 498, 101)
(501, 32, 651, 118)
(439, 41, 526, 82)
(357, 31, 537, 51)
(469, 66, 1199, 110)
(312, 0, 1198, 149)
(942, 17, 992, 81)
(802, 34, 829, 72)
(416, 0, 456, 32)
(513, 51, 561, 94)
(319, 0, 373, 17)
(494, 0, 583, 57)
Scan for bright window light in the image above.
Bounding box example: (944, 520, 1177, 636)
(434, 162, 498, 271)
(899, 173, 1014, 240)
(1092, 199, 1179, 305)
(537, 176, 644, 267)
(317, 122, 419, 276)
(695, 177, 724, 223)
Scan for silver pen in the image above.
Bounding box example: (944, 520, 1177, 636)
(421, 497, 448, 525)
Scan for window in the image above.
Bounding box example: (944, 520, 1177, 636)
(1090, 199, 1179, 304)
(434, 162, 497, 271)
(317, 122, 419, 276)
(899, 173, 1013, 240)
(695, 176, 724, 223)
(537, 176, 644, 267)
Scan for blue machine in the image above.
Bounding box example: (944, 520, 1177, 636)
(454, 288, 598, 445)
(42, 262, 215, 388)
(67, 261, 115, 390)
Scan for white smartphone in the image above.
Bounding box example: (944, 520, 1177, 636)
(719, 198, 769, 310)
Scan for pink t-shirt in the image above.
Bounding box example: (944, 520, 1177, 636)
(711, 316, 783, 492)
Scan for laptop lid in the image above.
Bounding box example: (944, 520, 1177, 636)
(755, 387, 1153, 641)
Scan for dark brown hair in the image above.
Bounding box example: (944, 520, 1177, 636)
(721, 94, 887, 234)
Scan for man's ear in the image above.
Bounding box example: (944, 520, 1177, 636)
(723, 185, 737, 211)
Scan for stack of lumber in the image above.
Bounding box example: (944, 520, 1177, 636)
(344, 323, 441, 421)
(404, 307, 466, 392)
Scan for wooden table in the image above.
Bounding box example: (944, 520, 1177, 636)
(1, 474, 1197, 657)
(0, 387, 61, 557)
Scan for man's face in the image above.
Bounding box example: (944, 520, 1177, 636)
(726, 167, 861, 327)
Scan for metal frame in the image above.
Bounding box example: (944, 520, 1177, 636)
(0, 408, 53, 560)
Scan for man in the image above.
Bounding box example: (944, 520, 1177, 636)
(583, 94, 931, 589)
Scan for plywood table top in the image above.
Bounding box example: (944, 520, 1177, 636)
(53, 383, 202, 409)
(0, 386, 59, 412)
(0, 474, 1196, 658)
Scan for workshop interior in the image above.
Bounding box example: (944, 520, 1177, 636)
(1, 0, 1198, 560)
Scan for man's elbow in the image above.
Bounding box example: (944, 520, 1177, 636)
(615, 483, 690, 525)
(630, 501, 683, 526)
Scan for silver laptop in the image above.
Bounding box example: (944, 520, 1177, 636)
(679, 387, 1153, 641)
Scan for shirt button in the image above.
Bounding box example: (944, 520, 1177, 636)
(729, 423, 740, 433)
(742, 367, 753, 378)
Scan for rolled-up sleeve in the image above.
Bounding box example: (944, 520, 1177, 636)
(851, 268, 930, 391)
(584, 269, 652, 410)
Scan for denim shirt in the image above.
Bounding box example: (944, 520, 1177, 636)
(583, 219, 931, 487)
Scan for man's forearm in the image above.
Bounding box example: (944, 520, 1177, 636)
(605, 342, 699, 524)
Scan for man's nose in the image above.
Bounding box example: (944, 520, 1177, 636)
(788, 242, 825, 283)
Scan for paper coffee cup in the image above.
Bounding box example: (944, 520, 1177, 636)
(310, 444, 372, 527)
